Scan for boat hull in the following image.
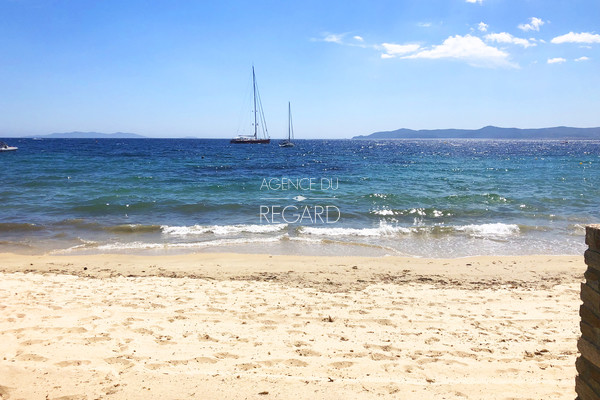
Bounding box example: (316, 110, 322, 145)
(0, 147, 18, 151)
(230, 138, 270, 144)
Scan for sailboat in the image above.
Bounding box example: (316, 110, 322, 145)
(279, 102, 295, 148)
(230, 66, 271, 144)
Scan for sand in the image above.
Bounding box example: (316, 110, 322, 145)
(0, 253, 584, 399)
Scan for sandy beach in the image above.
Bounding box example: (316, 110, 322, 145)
(0, 253, 583, 399)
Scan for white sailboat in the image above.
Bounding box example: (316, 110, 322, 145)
(279, 102, 295, 148)
(231, 66, 270, 144)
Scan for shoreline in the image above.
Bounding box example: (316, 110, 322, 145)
(0, 252, 584, 285)
(0, 252, 584, 399)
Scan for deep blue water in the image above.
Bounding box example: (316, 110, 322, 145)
(0, 138, 598, 256)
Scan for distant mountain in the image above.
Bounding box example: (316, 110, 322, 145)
(28, 131, 146, 139)
(353, 126, 600, 140)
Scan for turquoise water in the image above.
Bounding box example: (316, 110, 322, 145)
(0, 138, 598, 257)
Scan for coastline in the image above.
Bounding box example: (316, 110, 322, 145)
(0, 252, 584, 399)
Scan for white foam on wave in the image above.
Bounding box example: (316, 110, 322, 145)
(299, 222, 412, 237)
(161, 224, 287, 236)
(371, 209, 395, 216)
(89, 235, 286, 251)
(299, 222, 520, 239)
(454, 223, 520, 237)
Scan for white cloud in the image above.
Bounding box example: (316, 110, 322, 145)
(547, 57, 566, 64)
(314, 32, 369, 48)
(417, 22, 432, 28)
(380, 43, 421, 58)
(575, 56, 590, 62)
(518, 17, 544, 32)
(485, 32, 535, 48)
(465, 0, 483, 4)
(478, 22, 488, 32)
(323, 34, 344, 44)
(551, 32, 600, 44)
(403, 34, 517, 68)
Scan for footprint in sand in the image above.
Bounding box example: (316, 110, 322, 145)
(16, 353, 48, 362)
(284, 359, 309, 367)
(296, 349, 321, 357)
(154, 335, 174, 345)
(104, 357, 134, 368)
(0, 384, 13, 399)
(370, 353, 397, 361)
(64, 327, 88, 334)
(236, 362, 261, 371)
(20, 339, 45, 346)
(198, 334, 219, 342)
(55, 360, 92, 367)
(329, 361, 354, 369)
(192, 357, 217, 364)
(214, 352, 240, 359)
(86, 334, 111, 343)
(133, 328, 154, 335)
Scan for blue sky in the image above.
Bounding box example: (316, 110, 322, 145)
(1, 0, 599, 138)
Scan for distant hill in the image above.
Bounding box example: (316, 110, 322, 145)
(28, 131, 146, 139)
(353, 126, 600, 140)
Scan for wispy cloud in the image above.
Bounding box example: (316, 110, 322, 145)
(379, 43, 421, 59)
(313, 33, 368, 48)
(465, 0, 483, 4)
(322, 33, 344, 44)
(551, 32, 600, 44)
(485, 32, 535, 48)
(403, 34, 517, 68)
(575, 56, 590, 62)
(547, 57, 566, 64)
(518, 17, 544, 32)
(478, 22, 488, 32)
(417, 22, 432, 28)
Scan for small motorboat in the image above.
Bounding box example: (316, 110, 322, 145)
(0, 141, 18, 151)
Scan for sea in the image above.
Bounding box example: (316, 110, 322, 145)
(0, 138, 598, 257)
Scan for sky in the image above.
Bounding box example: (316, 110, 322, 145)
(0, 0, 599, 139)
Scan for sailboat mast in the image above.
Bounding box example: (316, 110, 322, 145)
(288, 102, 291, 141)
(253, 66, 258, 139)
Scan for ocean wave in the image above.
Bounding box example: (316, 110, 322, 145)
(567, 223, 587, 235)
(0, 222, 44, 232)
(454, 223, 520, 237)
(0, 240, 34, 248)
(370, 207, 448, 217)
(288, 236, 407, 254)
(104, 224, 162, 234)
(55, 218, 103, 230)
(161, 223, 288, 236)
(299, 222, 521, 239)
(90, 235, 285, 251)
(299, 222, 412, 237)
(443, 193, 511, 204)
